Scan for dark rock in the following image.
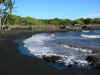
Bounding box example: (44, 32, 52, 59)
(82, 26, 89, 30)
(60, 25, 66, 29)
(67, 64, 73, 68)
(43, 55, 62, 63)
(86, 56, 98, 64)
(86, 56, 100, 69)
(94, 62, 100, 69)
(92, 50, 100, 54)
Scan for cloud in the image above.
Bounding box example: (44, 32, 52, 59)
(85, 13, 100, 18)
(71, 13, 100, 20)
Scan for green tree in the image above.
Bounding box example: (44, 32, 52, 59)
(48, 18, 62, 25)
(84, 18, 93, 24)
(93, 18, 100, 24)
(60, 19, 72, 25)
(72, 19, 84, 25)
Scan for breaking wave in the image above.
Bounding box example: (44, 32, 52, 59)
(17, 30, 100, 70)
(81, 34, 100, 39)
(22, 33, 89, 68)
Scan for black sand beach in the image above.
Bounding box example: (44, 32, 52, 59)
(0, 29, 100, 75)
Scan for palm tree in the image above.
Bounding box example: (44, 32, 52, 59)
(0, 0, 15, 25)
(8, 0, 15, 14)
(3, 0, 15, 14)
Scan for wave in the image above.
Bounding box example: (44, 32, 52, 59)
(23, 33, 55, 58)
(94, 30, 100, 34)
(82, 30, 90, 33)
(21, 33, 90, 68)
(81, 34, 100, 39)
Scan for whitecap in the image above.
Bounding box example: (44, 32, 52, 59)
(23, 33, 55, 58)
(82, 30, 90, 33)
(81, 34, 100, 39)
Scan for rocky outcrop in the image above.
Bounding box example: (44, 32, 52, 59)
(92, 50, 100, 54)
(82, 25, 100, 30)
(42, 55, 62, 63)
(86, 56, 98, 64)
(86, 56, 100, 69)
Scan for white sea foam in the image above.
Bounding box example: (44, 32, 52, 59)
(81, 34, 100, 39)
(23, 33, 55, 58)
(82, 30, 90, 32)
(21, 33, 89, 67)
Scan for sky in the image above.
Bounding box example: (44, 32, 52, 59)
(14, 0, 100, 19)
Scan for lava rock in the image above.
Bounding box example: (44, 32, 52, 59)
(67, 64, 73, 68)
(59, 25, 66, 29)
(94, 62, 100, 69)
(43, 55, 62, 63)
(92, 50, 100, 54)
(86, 56, 100, 69)
(86, 56, 97, 63)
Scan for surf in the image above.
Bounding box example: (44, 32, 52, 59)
(81, 34, 100, 39)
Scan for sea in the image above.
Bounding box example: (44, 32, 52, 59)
(17, 30, 100, 70)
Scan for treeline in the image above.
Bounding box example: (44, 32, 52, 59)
(7, 15, 100, 26)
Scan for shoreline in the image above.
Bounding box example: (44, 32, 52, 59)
(0, 29, 100, 75)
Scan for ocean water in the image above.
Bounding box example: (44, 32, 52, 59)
(18, 30, 100, 70)
(58, 30, 100, 50)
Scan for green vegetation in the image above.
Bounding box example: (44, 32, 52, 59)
(0, 0, 100, 30)
(7, 15, 100, 27)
